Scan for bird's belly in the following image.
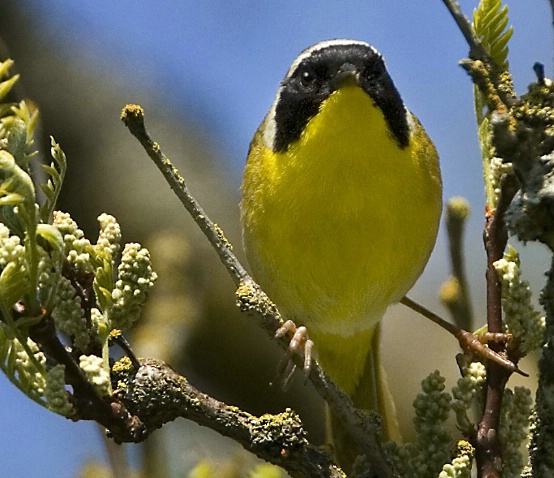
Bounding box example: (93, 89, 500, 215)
(243, 179, 436, 337)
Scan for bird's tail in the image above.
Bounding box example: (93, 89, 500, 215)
(328, 324, 401, 471)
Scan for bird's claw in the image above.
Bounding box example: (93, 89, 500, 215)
(273, 320, 314, 389)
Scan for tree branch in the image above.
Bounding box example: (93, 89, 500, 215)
(491, 93, 554, 475)
(111, 358, 345, 478)
(120, 104, 248, 286)
(400, 296, 524, 376)
(475, 174, 518, 478)
(440, 0, 488, 60)
(27, 314, 144, 441)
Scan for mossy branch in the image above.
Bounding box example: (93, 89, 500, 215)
(112, 357, 345, 478)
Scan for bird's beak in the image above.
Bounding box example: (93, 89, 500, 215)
(333, 63, 360, 88)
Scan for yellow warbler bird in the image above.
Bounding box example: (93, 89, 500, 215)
(240, 39, 442, 466)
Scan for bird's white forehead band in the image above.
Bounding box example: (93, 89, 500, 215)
(285, 39, 380, 79)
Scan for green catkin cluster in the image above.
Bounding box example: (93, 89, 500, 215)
(438, 441, 474, 478)
(385, 371, 453, 477)
(451, 361, 486, 432)
(438, 454, 472, 478)
(52, 210, 94, 272)
(37, 250, 55, 305)
(413, 371, 453, 475)
(79, 354, 111, 396)
(0, 222, 26, 307)
(14, 337, 46, 397)
(96, 213, 121, 259)
(494, 246, 545, 354)
(500, 387, 533, 478)
(0, 59, 158, 416)
(384, 441, 419, 478)
(108, 243, 158, 330)
(0, 209, 156, 412)
(44, 365, 74, 416)
(488, 155, 513, 206)
(51, 276, 90, 351)
(90, 307, 106, 334)
(0, 222, 25, 269)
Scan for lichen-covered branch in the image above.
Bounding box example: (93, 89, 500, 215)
(492, 84, 554, 476)
(441, 0, 515, 110)
(120, 104, 248, 286)
(532, 258, 554, 475)
(440, 1, 549, 476)
(440, 0, 488, 60)
(111, 357, 345, 478)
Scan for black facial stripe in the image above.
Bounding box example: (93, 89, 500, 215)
(272, 42, 409, 153)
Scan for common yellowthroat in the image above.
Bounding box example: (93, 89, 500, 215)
(240, 39, 442, 467)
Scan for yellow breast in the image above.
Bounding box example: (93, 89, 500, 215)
(241, 85, 441, 390)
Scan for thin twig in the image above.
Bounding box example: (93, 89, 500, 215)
(400, 296, 525, 376)
(121, 104, 248, 286)
(441, 0, 515, 109)
(121, 104, 393, 478)
(440, 0, 488, 59)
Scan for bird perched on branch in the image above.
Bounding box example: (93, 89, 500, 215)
(241, 39, 442, 470)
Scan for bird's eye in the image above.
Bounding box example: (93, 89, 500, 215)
(299, 67, 317, 88)
(363, 58, 385, 81)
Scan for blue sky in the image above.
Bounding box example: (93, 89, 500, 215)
(1, 1, 553, 477)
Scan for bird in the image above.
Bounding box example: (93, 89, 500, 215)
(240, 39, 442, 469)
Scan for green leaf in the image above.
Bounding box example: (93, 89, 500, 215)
(6, 117, 28, 161)
(36, 224, 64, 252)
(472, 0, 512, 69)
(0, 59, 15, 78)
(0, 150, 35, 207)
(39, 138, 67, 223)
(472, 0, 514, 207)
(0, 75, 19, 103)
(0, 261, 27, 309)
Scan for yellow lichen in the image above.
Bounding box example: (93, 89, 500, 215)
(213, 223, 233, 251)
(235, 280, 279, 318)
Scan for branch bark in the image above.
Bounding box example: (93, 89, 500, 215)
(475, 175, 518, 478)
(27, 314, 144, 441)
(111, 358, 345, 478)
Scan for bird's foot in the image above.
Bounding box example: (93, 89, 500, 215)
(456, 329, 527, 376)
(273, 320, 314, 390)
